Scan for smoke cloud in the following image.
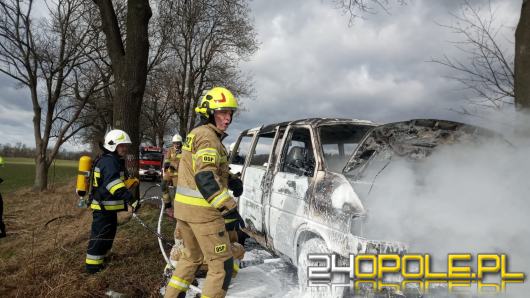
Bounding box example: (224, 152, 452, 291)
(360, 113, 530, 297)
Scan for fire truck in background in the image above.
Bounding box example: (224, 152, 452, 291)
(139, 146, 164, 181)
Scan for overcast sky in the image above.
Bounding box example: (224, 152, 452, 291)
(0, 0, 521, 150)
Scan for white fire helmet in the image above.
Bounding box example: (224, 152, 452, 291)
(103, 129, 132, 152)
(172, 134, 183, 143)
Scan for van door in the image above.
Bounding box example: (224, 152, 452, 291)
(268, 126, 317, 258)
(239, 130, 279, 233)
(261, 126, 286, 240)
(229, 132, 255, 227)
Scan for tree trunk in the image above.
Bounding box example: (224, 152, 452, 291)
(113, 70, 144, 178)
(33, 156, 48, 191)
(93, 0, 152, 186)
(179, 116, 187, 137)
(30, 83, 47, 191)
(515, 0, 530, 110)
(157, 132, 164, 147)
(119, 0, 150, 181)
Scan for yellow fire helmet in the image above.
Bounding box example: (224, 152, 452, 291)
(195, 87, 238, 118)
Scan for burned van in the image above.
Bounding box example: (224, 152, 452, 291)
(229, 118, 498, 289)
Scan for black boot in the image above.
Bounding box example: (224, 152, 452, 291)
(0, 192, 5, 238)
(0, 222, 6, 238)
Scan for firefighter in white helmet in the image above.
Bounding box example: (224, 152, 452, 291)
(161, 134, 183, 217)
(85, 129, 136, 274)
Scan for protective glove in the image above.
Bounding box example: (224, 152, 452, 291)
(227, 177, 243, 197)
(223, 208, 245, 230)
(217, 195, 238, 214)
(124, 178, 139, 189)
(130, 199, 141, 213)
(163, 162, 170, 170)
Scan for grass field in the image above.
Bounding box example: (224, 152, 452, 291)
(0, 156, 176, 296)
(0, 157, 77, 193)
(0, 182, 171, 297)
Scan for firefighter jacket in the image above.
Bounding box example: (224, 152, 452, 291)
(164, 147, 182, 177)
(174, 123, 237, 223)
(89, 152, 132, 211)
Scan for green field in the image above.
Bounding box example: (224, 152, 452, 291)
(0, 157, 77, 193)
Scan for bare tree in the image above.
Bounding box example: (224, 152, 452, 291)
(92, 0, 152, 179)
(0, 0, 104, 190)
(141, 64, 179, 147)
(432, 1, 515, 111)
(73, 10, 115, 153)
(158, 0, 257, 136)
(80, 0, 167, 151)
(515, 0, 530, 110)
(77, 66, 114, 152)
(333, 0, 406, 23)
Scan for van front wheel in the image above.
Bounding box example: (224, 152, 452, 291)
(297, 238, 346, 297)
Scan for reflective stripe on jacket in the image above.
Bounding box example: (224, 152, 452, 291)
(175, 186, 231, 209)
(174, 123, 234, 223)
(89, 153, 131, 211)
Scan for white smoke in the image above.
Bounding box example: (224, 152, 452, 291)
(359, 113, 530, 297)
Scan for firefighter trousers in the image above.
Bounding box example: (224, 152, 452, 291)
(85, 210, 117, 273)
(164, 218, 233, 298)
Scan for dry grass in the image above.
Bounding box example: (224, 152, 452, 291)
(0, 181, 171, 297)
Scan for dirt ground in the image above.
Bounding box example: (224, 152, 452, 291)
(0, 181, 170, 297)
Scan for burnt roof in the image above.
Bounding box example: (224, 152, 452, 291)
(289, 117, 375, 126)
(240, 118, 376, 135)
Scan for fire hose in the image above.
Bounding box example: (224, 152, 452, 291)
(132, 184, 173, 264)
(132, 184, 203, 294)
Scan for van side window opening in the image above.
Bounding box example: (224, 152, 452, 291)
(249, 133, 275, 168)
(319, 124, 372, 173)
(231, 135, 253, 165)
(281, 128, 315, 177)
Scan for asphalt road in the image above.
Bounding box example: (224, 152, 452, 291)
(139, 179, 163, 199)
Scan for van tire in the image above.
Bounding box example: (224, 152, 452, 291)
(297, 238, 346, 297)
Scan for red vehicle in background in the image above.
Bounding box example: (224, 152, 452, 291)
(139, 146, 164, 181)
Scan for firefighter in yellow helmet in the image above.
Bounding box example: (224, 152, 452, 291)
(164, 87, 244, 298)
(161, 134, 183, 217)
